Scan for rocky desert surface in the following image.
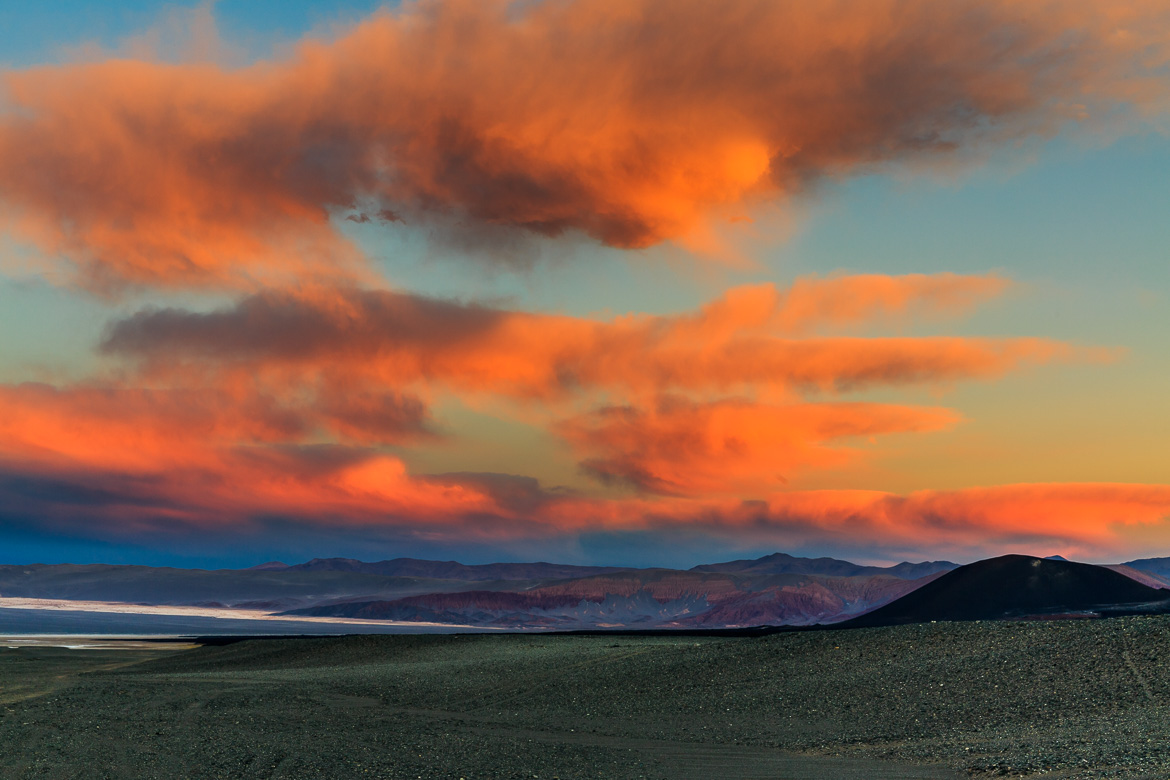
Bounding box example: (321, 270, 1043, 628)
(3, 616, 1170, 778)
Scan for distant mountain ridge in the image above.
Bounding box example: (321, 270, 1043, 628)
(262, 553, 958, 582)
(691, 552, 957, 579)
(266, 557, 630, 581)
(5, 551, 1170, 630)
(287, 568, 944, 628)
(0, 551, 956, 629)
(266, 553, 963, 628)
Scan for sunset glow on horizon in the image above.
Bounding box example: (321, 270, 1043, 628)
(1, 0, 1169, 569)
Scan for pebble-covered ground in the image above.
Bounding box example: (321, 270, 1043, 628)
(3, 616, 1170, 778)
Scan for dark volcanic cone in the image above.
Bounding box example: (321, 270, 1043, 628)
(841, 554, 1170, 628)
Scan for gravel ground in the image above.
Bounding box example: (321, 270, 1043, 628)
(3, 616, 1170, 778)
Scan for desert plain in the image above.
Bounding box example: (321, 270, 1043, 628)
(3, 616, 1170, 779)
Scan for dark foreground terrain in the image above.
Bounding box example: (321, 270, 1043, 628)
(4, 617, 1170, 779)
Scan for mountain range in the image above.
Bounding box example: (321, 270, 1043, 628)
(2, 552, 1169, 629)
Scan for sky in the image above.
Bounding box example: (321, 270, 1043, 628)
(0, 0, 1168, 569)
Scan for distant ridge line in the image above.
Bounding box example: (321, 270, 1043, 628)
(7, 551, 1170, 631)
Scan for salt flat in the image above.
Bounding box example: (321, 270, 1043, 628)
(0, 597, 509, 638)
(0, 596, 492, 630)
(1, 636, 199, 650)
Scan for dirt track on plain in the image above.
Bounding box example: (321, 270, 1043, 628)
(3, 616, 1170, 778)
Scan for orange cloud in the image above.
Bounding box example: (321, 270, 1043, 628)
(0, 273, 1040, 503)
(557, 397, 960, 496)
(1, 1, 1167, 288)
(90, 274, 1091, 505)
(103, 275, 1080, 402)
(0, 269, 1139, 558)
(538, 484, 1170, 560)
(0, 381, 433, 474)
(3, 408, 1167, 558)
(0, 385, 491, 532)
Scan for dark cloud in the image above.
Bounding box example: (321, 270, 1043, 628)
(101, 287, 503, 362)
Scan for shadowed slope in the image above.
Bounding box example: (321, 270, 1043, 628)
(1123, 556, 1170, 582)
(1105, 564, 1170, 590)
(842, 555, 1170, 628)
